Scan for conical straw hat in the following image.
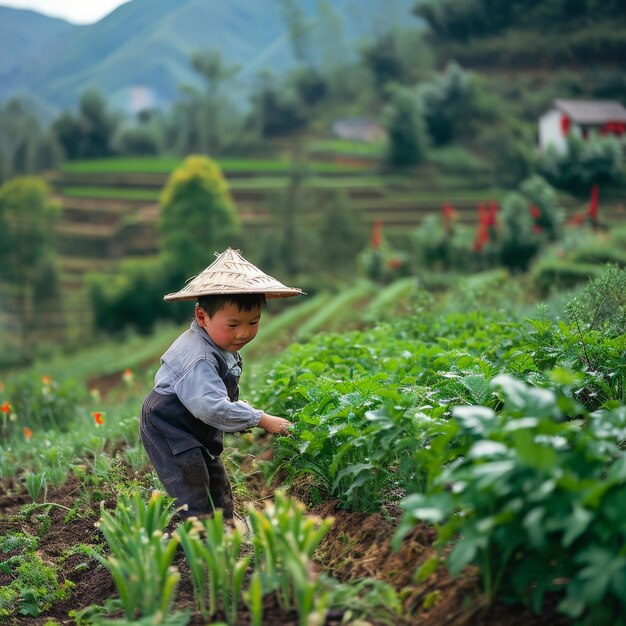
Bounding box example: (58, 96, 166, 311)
(163, 248, 304, 302)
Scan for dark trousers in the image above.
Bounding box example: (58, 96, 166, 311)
(140, 391, 234, 520)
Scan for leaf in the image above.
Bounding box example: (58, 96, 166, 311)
(467, 440, 509, 458)
(448, 532, 485, 575)
(510, 430, 556, 471)
(332, 462, 372, 483)
(452, 405, 496, 433)
(562, 504, 592, 547)
(523, 506, 546, 548)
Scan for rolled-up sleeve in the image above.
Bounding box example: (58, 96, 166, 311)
(173, 359, 262, 432)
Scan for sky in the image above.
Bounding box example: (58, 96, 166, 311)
(0, 0, 130, 23)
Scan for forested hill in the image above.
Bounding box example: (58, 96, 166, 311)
(415, 0, 626, 68)
(0, 6, 78, 75)
(0, 0, 419, 113)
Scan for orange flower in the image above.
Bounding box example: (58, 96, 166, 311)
(42, 375, 52, 386)
(23, 427, 33, 441)
(92, 411, 105, 425)
(1, 401, 11, 414)
(122, 368, 134, 384)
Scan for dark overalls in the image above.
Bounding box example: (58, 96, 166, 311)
(139, 347, 241, 520)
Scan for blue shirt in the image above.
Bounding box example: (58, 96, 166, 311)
(154, 320, 262, 432)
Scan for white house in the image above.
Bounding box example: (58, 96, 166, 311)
(331, 117, 386, 143)
(538, 99, 626, 153)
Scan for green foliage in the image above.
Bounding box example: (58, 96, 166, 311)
(498, 191, 540, 272)
(361, 31, 410, 95)
(1, 372, 86, 439)
(531, 257, 602, 295)
(86, 257, 176, 335)
(159, 155, 240, 281)
(411, 214, 476, 272)
(0, 98, 61, 184)
(0, 177, 60, 285)
(519, 175, 562, 240)
(52, 89, 119, 160)
(566, 264, 626, 337)
(92, 491, 182, 621)
(92, 489, 387, 626)
(0, 530, 71, 618)
(536, 130, 624, 192)
(0, 176, 61, 358)
(293, 281, 376, 340)
(246, 492, 333, 624)
(395, 375, 626, 624)
(417, 61, 482, 146)
(383, 84, 428, 167)
(176, 511, 249, 623)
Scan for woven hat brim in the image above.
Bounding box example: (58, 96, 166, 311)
(163, 286, 303, 302)
(163, 248, 304, 302)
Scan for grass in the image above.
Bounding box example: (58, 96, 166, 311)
(62, 186, 160, 200)
(17, 322, 185, 384)
(60, 156, 369, 175)
(307, 139, 386, 158)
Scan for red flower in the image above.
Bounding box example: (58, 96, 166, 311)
(92, 411, 105, 425)
(388, 258, 401, 270)
(23, 427, 33, 441)
(1, 402, 11, 414)
(370, 221, 383, 249)
(529, 204, 541, 219)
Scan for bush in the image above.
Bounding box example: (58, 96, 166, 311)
(531, 258, 602, 295)
(396, 375, 626, 626)
(1, 373, 86, 438)
(87, 257, 181, 335)
(535, 131, 624, 192)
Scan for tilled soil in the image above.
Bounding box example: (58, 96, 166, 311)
(0, 464, 570, 626)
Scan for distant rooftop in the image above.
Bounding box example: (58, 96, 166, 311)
(553, 99, 626, 124)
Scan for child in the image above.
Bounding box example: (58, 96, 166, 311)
(140, 248, 303, 520)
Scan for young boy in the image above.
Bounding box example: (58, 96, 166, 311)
(140, 248, 303, 520)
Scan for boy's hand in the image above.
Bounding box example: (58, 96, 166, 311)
(258, 413, 292, 435)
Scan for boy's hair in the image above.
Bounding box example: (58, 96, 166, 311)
(197, 293, 267, 318)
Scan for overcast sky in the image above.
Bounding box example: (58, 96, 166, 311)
(0, 0, 130, 23)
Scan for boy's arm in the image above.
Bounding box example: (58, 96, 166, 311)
(258, 413, 292, 435)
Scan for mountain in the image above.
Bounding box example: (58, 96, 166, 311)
(0, 0, 420, 116)
(0, 6, 79, 75)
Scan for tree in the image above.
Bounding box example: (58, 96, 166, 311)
(498, 191, 540, 272)
(384, 84, 428, 167)
(361, 32, 407, 96)
(0, 177, 60, 356)
(417, 61, 482, 146)
(535, 131, 624, 193)
(52, 89, 119, 160)
(158, 156, 240, 283)
(248, 71, 307, 138)
(183, 49, 241, 155)
(0, 98, 62, 184)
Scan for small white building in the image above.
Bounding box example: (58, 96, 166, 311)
(331, 117, 386, 143)
(538, 99, 626, 153)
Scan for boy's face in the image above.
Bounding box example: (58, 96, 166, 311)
(195, 302, 262, 352)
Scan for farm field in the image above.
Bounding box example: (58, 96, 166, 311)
(1, 267, 624, 625)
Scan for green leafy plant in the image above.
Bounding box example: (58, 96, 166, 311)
(394, 375, 626, 625)
(175, 510, 249, 624)
(247, 491, 333, 625)
(91, 491, 183, 622)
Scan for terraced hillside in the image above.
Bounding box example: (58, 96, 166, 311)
(37, 156, 624, 351)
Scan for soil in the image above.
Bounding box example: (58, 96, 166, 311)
(0, 459, 571, 626)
